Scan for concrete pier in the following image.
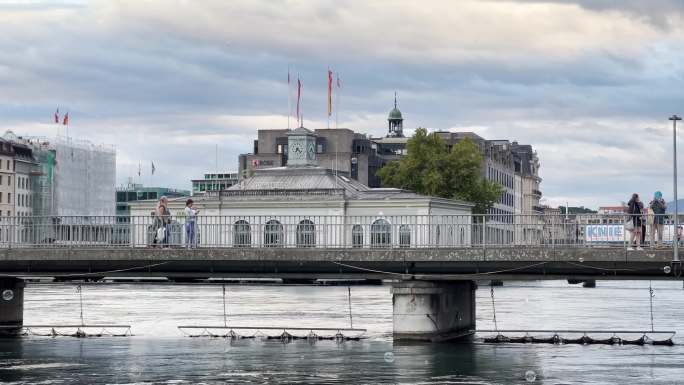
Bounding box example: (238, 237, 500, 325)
(0, 278, 24, 337)
(391, 280, 476, 342)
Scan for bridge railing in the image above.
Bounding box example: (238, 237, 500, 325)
(0, 214, 676, 249)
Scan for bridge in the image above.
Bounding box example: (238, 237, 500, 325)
(0, 214, 682, 341)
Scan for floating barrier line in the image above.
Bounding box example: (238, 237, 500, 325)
(0, 324, 132, 329)
(476, 329, 675, 346)
(178, 326, 366, 332)
(475, 329, 675, 334)
(177, 325, 367, 342)
(0, 324, 133, 338)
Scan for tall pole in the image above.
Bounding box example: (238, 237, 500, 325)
(670, 115, 681, 262)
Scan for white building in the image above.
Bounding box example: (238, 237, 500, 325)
(130, 126, 474, 248)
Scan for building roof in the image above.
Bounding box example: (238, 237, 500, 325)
(288, 126, 315, 136)
(227, 165, 472, 205)
(388, 107, 403, 120)
(599, 206, 626, 211)
(373, 136, 409, 144)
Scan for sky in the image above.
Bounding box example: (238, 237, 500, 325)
(2, 0, 684, 208)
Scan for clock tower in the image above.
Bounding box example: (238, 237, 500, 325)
(287, 126, 317, 167)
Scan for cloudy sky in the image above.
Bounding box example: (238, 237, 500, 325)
(2, 0, 684, 208)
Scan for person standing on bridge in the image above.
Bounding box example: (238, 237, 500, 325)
(627, 193, 644, 251)
(649, 191, 666, 248)
(184, 199, 199, 249)
(155, 196, 171, 248)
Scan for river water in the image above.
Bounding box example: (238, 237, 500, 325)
(1, 280, 683, 384)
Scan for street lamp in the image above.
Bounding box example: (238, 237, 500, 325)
(669, 115, 681, 263)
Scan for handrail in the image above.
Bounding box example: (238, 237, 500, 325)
(0, 213, 676, 250)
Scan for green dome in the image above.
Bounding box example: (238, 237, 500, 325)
(388, 107, 403, 120)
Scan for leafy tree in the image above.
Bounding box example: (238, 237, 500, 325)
(377, 128, 503, 213)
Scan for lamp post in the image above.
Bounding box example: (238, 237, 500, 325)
(669, 115, 681, 262)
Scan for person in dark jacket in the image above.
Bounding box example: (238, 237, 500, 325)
(649, 191, 666, 248)
(155, 196, 171, 248)
(627, 193, 644, 250)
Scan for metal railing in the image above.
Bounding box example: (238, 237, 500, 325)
(0, 214, 678, 249)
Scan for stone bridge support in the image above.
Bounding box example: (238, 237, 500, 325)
(391, 280, 476, 342)
(0, 278, 24, 337)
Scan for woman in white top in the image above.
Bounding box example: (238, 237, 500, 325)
(184, 199, 199, 249)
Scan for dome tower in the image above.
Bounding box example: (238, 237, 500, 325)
(388, 92, 404, 137)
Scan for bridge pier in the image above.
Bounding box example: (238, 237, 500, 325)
(0, 278, 24, 337)
(391, 280, 476, 342)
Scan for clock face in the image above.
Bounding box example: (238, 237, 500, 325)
(307, 142, 316, 160)
(290, 140, 305, 159)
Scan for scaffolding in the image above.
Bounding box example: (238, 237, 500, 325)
(53, 137, 116, 217)
(4, 134, 116, 245)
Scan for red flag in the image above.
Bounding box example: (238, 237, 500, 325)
(54, 108, 59, 124)
(327, 70, 333, 117)
(62, 112, 69, 125)
(296, 78, 302, 124)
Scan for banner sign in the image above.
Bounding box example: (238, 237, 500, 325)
(585, 225, 624, 243)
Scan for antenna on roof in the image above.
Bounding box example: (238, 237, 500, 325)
(394, 91, 397, 109)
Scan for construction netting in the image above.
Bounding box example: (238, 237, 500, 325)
(53, 138, 116, 217)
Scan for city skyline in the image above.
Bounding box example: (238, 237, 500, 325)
(2, 1, 684, 208)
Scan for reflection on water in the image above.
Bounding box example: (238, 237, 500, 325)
(0, 281, 683, 384)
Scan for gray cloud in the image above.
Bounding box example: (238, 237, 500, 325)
(0, 0, 683, 207)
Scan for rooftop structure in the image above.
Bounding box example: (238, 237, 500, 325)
(191, 172, 239, 195)
(238, 127, 383, 187)
(116, 183, 190, 217)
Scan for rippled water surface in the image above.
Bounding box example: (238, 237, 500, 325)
(1, 280, 684, 384)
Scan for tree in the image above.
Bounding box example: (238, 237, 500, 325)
(377, 128, 503, 213)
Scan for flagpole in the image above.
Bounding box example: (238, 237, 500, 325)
(335, 73, 340, 129)
(64, 111, 69, 142)
(296, 75, 302, 127)
(287, 66, 291, 130)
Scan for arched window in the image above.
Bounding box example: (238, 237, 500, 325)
(352, 225, 363, 248)
(371, 219, 391, 248)
(399, 225, 411, 248)
(264, 219, 283, 247)
(233, 220, 251, 247)
(297, 219, 315, 247)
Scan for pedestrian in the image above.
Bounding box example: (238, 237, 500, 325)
(627, 193, 644, 251)
(155, 196, 171, 248)
(649, 191, 666, 248)
(678, 226, 683, 246)
(184, 199, 199, 249)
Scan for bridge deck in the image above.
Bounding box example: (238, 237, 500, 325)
(0, 247, 680, 280)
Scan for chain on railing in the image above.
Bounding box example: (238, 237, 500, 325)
(0, 213, 677, 249)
